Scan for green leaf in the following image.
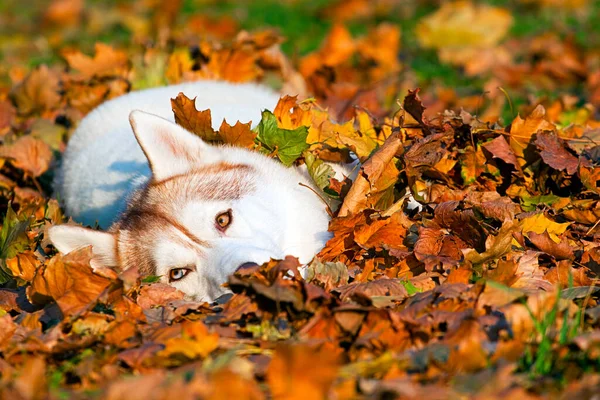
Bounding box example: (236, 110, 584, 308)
(520, 194, 561, 212)
(255, 110, 309, 166)
(0, 206, 31, 284)
(304, 151, 335, 191)
(400, 280, 420, 296)
(141, 275, 161, 283)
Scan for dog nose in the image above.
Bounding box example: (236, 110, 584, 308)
(236, 262, 259, 273)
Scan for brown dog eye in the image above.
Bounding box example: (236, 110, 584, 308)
(215, 210, 232, 230)
(169, 268, 192, 282)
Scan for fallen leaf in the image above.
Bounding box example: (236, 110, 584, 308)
(267, 344, 339, 400)
(10, 65, 61, 115)
(0, 136, 53, 177)
(535, 131, 579, 174)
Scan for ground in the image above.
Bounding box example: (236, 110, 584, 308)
(1, 0, 600, 398)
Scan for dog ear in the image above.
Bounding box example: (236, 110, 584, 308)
(129, 110, 220, 181)
(48, 225, 118, 268)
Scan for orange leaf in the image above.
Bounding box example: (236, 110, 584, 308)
(0, 136, 52, 177)
(28, 247, 114, 315)
(267, 344, 339, 400)
(6, 250, 39, 282)
(10, 65, 61, 115)
(63, 43, 130, 80)
(218, 120, 256, 148)
(158, 320, 219, 359)
(171, 92, 219, 141)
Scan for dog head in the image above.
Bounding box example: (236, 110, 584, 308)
(49, 111, 328, 301)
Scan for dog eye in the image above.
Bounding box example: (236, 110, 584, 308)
(169, 268, 192, 282)
(215, 209, 232, 230)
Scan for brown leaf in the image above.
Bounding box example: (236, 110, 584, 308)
(482, 135, 522, 172)
(10, 65, 61, 115)
(334, 278, 409, 301)
(534, 131, 579, 174)
(434, 201, 486, 251)
(171, 92, 219, 141)
(267, 344, 339, 400)
(475, 196, 521, 222)
(527, 231, 575, 260)
(402, 89, 429, 133)
(0, 136, 53, 177)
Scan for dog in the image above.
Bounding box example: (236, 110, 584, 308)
(49, 81, 347, 302)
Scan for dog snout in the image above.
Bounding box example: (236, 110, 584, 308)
(236, 262, 259, 273)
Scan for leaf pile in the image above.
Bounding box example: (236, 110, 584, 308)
(2, 0, 600, 398)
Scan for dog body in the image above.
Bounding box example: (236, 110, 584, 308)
(50, 81, 339, 301)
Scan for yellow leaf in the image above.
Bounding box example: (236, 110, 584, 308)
(417, 1, 512, 50)
(158, 320, 219, 360)
(509, 105, 556, 163)
(519, 213, 571, 243)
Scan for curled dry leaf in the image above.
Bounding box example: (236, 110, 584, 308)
(339, 131, 401, 216)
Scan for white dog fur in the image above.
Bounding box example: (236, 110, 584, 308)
(49, 81, 347, 302)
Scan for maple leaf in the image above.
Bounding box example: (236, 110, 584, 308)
(218, 119, 256, 148)
(171, 92, 220, 141)
(158, 320, 219, 360)
(28, 247, 114, 315)
(63, 43, 130, 80)
(256, 110, 309, 166)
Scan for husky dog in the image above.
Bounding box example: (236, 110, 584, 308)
(49, 81, 341, 302)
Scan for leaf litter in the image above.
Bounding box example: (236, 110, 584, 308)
(1, 0, 600, 398)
